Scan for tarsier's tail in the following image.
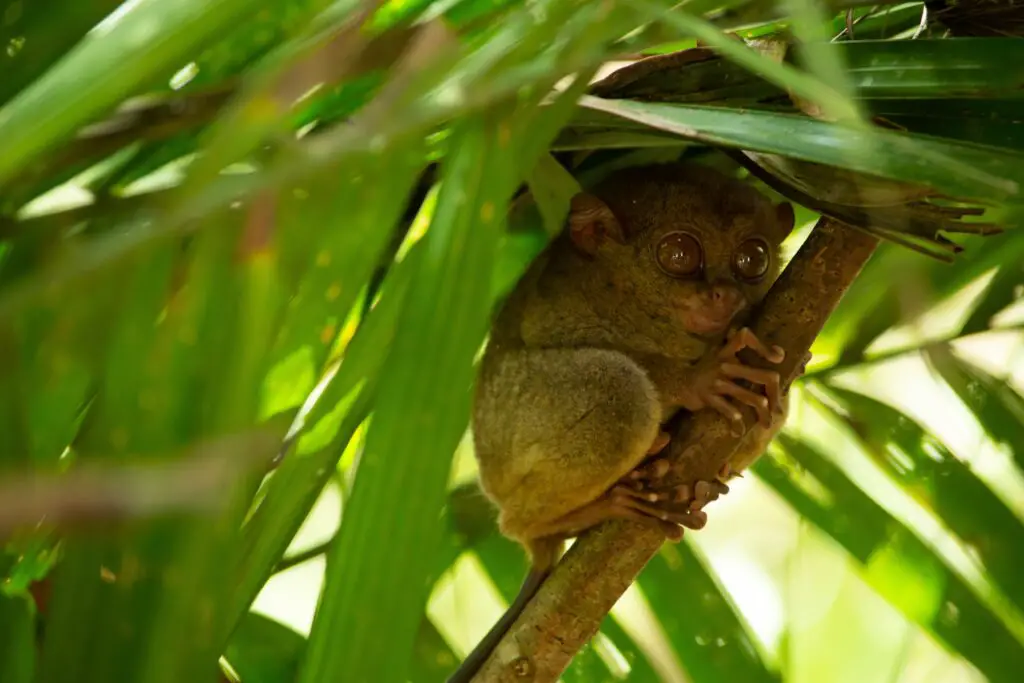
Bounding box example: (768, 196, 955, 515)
(445, 566, 550, 683)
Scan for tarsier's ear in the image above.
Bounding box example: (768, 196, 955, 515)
(774, 202, 796, 239)
(568, 193, 626, 256)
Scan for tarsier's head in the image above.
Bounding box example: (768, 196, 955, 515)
(567, 163, 795, 338)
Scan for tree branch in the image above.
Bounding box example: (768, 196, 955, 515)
(470, 217, 880, 682)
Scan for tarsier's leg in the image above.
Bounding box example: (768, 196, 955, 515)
(515, 431, 716, 543)
(486, 348, 698, 546)
(518, 489, 689, 541)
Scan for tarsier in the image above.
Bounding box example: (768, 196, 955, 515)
(448, 162, 796, 683)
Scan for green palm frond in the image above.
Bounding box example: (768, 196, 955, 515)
(1, 1, 1023, 682)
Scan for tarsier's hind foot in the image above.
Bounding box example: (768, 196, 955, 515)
(521, 432, 735, 546)
(614, 457, 732, 540)
(521, 490, 684, 541)
(609, 487, 723, 541)
(633, 433, 729, 510)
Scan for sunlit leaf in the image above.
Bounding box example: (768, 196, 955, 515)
(297, 114, 505, 683)
(0, 593, 35, 683)
(576, 98, 1023, 203)
(925, 347, 1024, 471)
(639, 544, 779, 683)
(0, 0, 273, 188)
(4, 3, 1024, 683)
(757, 436, 1024, 682)
(806, 385, 1024, 616)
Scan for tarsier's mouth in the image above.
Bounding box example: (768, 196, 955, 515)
(683, 313, 735, 336)
(682, 297, 748, 337)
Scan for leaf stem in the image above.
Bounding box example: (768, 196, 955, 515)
(273, 538, 334, 574)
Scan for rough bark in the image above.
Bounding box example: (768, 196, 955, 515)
(470, 217, 880, 682)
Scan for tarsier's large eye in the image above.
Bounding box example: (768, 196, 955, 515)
(732, 237, 771, 281)
(656, 232, 703, 278)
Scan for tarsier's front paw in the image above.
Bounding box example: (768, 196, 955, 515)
(701, 327, 785, 433)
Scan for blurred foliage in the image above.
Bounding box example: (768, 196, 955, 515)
(1, 0, 1023, 682)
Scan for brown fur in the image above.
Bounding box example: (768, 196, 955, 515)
(474, 162, 793, 552)
(449, 162, 794, 683)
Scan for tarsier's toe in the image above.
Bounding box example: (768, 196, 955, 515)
(670, 484, 691, 503)
(656, 505, 707, 530)
(662, 523, 685, 542)
(677, 508, 708, 530)
(612, 490, 708, 530)
(689, 479, 729, 510)
(645, 457, 672, 480)
(618, 485, 670, 504)
(718, 462, 732, 480)
(627, 457, 671, 484)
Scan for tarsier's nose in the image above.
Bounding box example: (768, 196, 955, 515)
(682, 283, 749, 336)
(709, 283, 747, 316)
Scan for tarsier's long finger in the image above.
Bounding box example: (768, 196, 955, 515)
(706, 394, 744, 434)
(721, 327, 784, 364)
(614, 491, 709, 530)
(715, 379, 771, 427)
(647, 431, 671, 455)
(721, 363, 782, 414)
